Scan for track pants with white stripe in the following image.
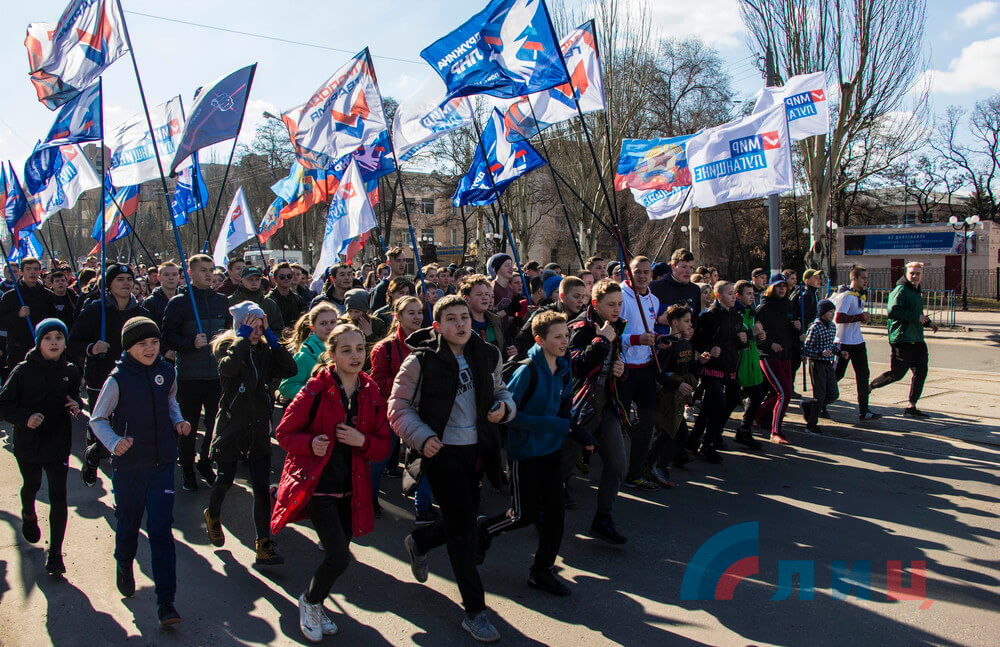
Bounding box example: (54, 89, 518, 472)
(483, 450, 564, 571)
(758, 357, 794, 438)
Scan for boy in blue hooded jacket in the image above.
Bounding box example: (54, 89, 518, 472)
(478, 310, 577, 597)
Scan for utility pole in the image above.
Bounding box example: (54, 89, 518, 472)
(765, 45, 782, 275)
(689, 207, 701, 257)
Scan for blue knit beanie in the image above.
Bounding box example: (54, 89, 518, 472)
(34, 318, 68, 347)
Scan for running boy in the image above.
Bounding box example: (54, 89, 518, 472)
(801, 300, 849, 433)
(89, 317, 191, 627)
(388, 294, 515, 643)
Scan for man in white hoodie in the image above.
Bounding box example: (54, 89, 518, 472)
(618, 256, 661, 491)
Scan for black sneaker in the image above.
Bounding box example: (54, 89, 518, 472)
(196, 458, 216, 486)
(45, 550, 65, 574)
(475, 516, 493, 565)
(799, 401, 813, 420)
(157, 602, 182, 627)
(415, 508, 440, 525)
(117, 561, 135, 598)
(717, 438, 729, 451)
(384, 465, 403, 479)
(81, 463, 98, 487)
(734, 431, 761, 450)
(671, 450, 692, 468)
(373, 497, 383, 519)
(699, 446, 723, 464)
(21, 512, 40, 543)
(181, 468, 198, 492)
(859, 410, 882, 421)
(818, 407, 831, 419)
(624, 477, 661, 492)
(904, 407, 929, 418)
(528, 567, 571, 596)
(588, 516, 627, 545)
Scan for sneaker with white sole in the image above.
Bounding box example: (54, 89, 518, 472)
(319, 606, 338, 635)
(298, 593, 324, 643)
(462, 610, 501, 643)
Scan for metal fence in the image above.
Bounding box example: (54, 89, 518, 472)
(837, 266, 999, 300)
(864, 288, 957, 328)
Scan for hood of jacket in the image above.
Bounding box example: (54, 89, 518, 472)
(526, 342, 570, 378)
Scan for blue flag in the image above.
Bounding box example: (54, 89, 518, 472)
(170, 64, 257, 174)
(38, 82, 102, 151)
(452, 108, 546, 206)
(421, 0, 569, 100)
(8, 232, 44, 264)
(3, 163, 39, 246)
(170, 155, 208, 226)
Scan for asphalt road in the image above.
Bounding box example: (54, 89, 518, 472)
(0, 340, 998, 646)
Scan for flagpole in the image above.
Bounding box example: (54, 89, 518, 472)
(98, 78, 107, 343)
(548, 166, 615, 237)
(104, 190, 158, 266)
(35, 227, 58, 267)
(589, 18, 620, 226)
(200, 66, 257, 253)
(526, 98, 584, 268)
(467, 116, 532, 304)
(56, 211, 80, 281)
(0, 235, 33, 333)
(116, 0, 202, 335)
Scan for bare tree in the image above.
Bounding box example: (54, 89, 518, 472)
(931, 97, 1000, 221)
(741, 0, 929, 271)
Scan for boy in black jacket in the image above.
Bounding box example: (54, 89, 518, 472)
(689, 282, 749, 463)
(90, 317, 190, 628)
(0, 318, 82, 574)
(0, 257, 55, 376)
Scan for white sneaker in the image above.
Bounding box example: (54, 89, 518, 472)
(319, 606, 338, 635)
(298, 592, 324, 643)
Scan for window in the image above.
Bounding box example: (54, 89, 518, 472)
(394, 229, 412, 245)
(550, 248, 558, 263)
(450, 228, 459, 246)
(903, 212, 918, 226)
(421, 198, 436, 215)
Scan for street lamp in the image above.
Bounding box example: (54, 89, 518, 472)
(949, 214, 982, 311)
(485, 231, 502, 253)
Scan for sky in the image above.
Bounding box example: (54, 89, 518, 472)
(0, 0, 995, 172)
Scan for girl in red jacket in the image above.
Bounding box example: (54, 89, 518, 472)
(272, 323, 391, 642)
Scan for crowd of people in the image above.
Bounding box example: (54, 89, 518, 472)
(0, 246, 937, 642)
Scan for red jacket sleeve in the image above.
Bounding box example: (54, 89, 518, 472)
(369, 341, 393, 399)
(359, 386, 392, 462)
(275, 378, 323, 457)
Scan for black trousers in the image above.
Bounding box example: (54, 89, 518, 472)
(208, 455, 272, 540)
(618, 365, 657, 481)
(836, 342, 871, 412)
(741, 383, 766, 429)
(177, 379, 221, 469)
(305, 495, 353, 604)
(871, 342, 928, 405)
(17, 457, 68, 551)
(411, 444, 485, 614)
(484, 450, 564, 571)
(691, 377, 741, 449)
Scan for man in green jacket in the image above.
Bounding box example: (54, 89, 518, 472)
(869, 261, 937, 417)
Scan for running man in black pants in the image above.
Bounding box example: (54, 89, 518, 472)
(834, 266, 881, 421)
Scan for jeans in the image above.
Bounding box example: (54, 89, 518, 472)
(484, 450, 564, 571)
(617, 365, 657, 481)
(112, 463, 176, 604)
(305, 496, 353, 604)
(758, 358, 794, 437)
(370, 434, 432, 512)
(177, 379, 221, 469)
(209, 455, 272, 540)
(806, 361, 839, 427)
(17, 457, 68, 552)
(836, 342, 871, 413)
(411, 444, 485, 614)
(871, 342, 928, 406)
(741, 383, 766, 429)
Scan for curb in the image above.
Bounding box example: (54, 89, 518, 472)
(860, 326, 1000, 342)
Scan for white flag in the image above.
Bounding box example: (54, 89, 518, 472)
(213, 187, 256, 267)
(392, 75, 474, 162)
(631, 186, 692, 221)
(34, 144, 100, 222)
(753, 71, 830, 141)
(312, 160, 377, 281)
(107, 96, 191, 186)
(685, 103, 793, 209)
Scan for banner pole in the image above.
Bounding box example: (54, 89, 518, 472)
(525, 98, 585, 269)
(56, 210, 80, 281)
(98, 78, 107, 343)
(116, 0, 202, 335)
